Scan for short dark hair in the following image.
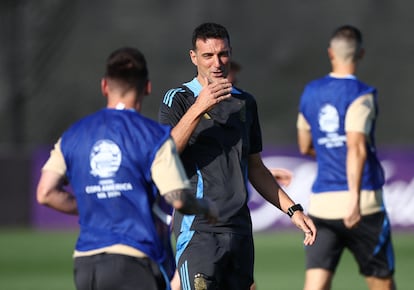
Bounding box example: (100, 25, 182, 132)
(105, 47, 149, 91)
(191, 22, 231, 50)
(330, 25, 363, 51)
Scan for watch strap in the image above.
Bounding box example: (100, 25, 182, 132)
(287, 204, 303, 218)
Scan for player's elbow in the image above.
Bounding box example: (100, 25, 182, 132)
(347, 139, 367, 161)
(298, 146, 308, 155)
(298, 145, 314, 156)
(348, 145, 367, 162)
(36, 191, 48, 205)
(36, 184, 51, 205)
(297, 140, 312, 156)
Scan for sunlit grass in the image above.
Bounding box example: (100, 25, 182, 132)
(0, 228, 411, 290)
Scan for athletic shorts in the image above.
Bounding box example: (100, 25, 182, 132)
(176, 231, 254, 290)
(306, 211, 395, 277)
(74, 253, 166, 290)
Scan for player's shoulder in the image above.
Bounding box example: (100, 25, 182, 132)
(65, 109, 102, 132)
(162, 84, 193, 107)
(355, 79, 375, 92)
(306, 75, 331, 87)
(232, 86, 256, 103)
(164, 85, 190, 98)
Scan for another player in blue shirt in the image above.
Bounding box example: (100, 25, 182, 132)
(37, 47, 218, 290)
(297, 25, 396, 290)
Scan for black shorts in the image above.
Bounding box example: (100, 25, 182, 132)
(74, 253, 166, 290)
(176, 231, 254, 290)
(306, 211, 395, 277)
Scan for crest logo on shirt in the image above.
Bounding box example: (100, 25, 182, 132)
(317, 104, 346, 148)
(89, 139, 122, 178)
(318, 104, 339, 133)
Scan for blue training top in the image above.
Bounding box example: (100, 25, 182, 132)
(299, 75, 385, 193)
(60, 108, 172, 267)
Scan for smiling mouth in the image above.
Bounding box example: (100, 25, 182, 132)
(211, 71, 224, 77)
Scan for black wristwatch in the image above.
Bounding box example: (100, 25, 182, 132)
(287, 204, 303, 218)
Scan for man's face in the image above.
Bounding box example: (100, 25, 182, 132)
(190, 37, 231, 85)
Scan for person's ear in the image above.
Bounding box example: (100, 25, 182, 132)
(190, 49, 198, 66)
(327, 47, 334, 60)
(358, 48, 365, 60)
(144, 80, 152, 96)
(101, 78, 109, 97)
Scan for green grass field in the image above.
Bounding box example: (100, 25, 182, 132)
(254, 231, 413, 290)
(0, 228, 412, 290)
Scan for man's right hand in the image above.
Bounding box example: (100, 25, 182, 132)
(194, 77, 232, 113)
(164, 189, 218, 224)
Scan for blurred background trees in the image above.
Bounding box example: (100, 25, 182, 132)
(1, 0, 412, 150)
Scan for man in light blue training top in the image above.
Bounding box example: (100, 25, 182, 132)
(297, 25, 396, 290)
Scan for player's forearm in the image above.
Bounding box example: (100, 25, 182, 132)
(346, 144, 366, 198)
(297, 130, 316, 157)
(37, 171, 78, 215)
(171, 105, 204, 153)
(164, 189, 209, 215)
(248, 154, 286, 210)
(252, 178, 296, 213)
(250, 174, 279, 207)
(37, 188, 78, 215)
(249, 166, 295, 211)
(346, 131, 367, 196)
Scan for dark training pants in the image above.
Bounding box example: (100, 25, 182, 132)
(74, 253, 166, 290)
(177, 231, 254, 290)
